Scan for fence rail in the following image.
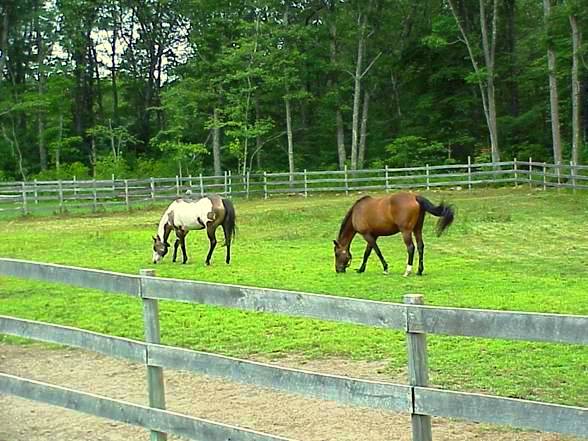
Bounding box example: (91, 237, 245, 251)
(0, 258, 587, 440)
(0, 159, 586, 215)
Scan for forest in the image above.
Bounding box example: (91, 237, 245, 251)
(0, 0, 586, 181)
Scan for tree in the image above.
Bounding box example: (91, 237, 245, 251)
(448, 0, 501, 162)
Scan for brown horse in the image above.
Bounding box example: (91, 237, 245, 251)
(333, 192, 454, 275)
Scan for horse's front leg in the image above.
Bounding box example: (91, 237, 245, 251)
(205, 226, 217, 265)
(172, 239, 180, 262)
(356, 243, 372, 273)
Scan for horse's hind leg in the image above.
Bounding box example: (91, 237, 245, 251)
(205, 226, 218, 265)
(222, 225, 231, 264)
(179, 231, 189, 264)
(402, 230, 415, 277)
(414, 227, 425, 276)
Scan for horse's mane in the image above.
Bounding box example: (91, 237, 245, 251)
(338, 195, 371, 238)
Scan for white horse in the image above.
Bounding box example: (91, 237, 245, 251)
(152, 195, 236, 265)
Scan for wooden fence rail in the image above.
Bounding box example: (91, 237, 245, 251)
(0, 159, 586, 216)
(0, 258, 587, 440)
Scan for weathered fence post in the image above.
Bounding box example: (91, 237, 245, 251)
(304, 169, 308, 197)
(246, 171, 250, 199)
(425, 164, 430, 191)
(404, 294, 432, 441)
(228, 170, 232, 197)
(124, 179, 130, 210)
(529, 157, 533, 189)
(199, 173, 204, 197)
(385, 165, 390, 192)
(188, 174, 193, 192)
(33, 179, 39, 205)
(175, 175, 180, 197)
(263, 171, 268, 200)
(21, 182, 28, 215)
(139, 268, 167, 441)
(111, 174, 115, 194)
(570, 161, 576, 194)
(150, 177, 155, 201)
(92, 179, 97, 213)
(344, 164, 349, 196)
(224, 171, 228, 196)
(73, 175, 78, 198)
(543, 162, 547, 191)
(514, 157, 518, 188)
(58, 180, 64, 213)
(467, 156, 472, 191)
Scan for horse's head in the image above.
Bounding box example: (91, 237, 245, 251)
(152, 235, 170, 264)
(333, 240, 352, 273)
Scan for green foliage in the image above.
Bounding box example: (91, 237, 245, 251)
(32, 162, 90, 180)
(95, 154, 130, 179)
(384, 136, 447, 167)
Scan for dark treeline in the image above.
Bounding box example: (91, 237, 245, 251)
(0, 0, 586, 181)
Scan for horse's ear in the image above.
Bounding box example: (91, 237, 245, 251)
(333, 240, 339, 247)
(152, 236, 157, 241)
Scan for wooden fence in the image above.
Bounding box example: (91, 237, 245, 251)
(0, 159, 586, 216)
(0, 258, 586, 441)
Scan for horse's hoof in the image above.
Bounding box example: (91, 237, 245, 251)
(403, 272, 412, 277)
(383, 270, 389, 275)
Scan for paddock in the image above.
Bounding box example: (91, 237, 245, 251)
(0, 188, 587, 440)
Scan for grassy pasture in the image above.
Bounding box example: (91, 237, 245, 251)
(0, 187, 586, 408)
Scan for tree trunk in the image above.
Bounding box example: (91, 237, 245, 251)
(505, 0, 519, 117)
(35, 7, 47, 171)
(327, 8, 346, 170)
(285, 97, 295, 186)
(358, 89, 370, 169)
(480, 0, 500, 162)
(544, 0, 562, 165)
(212, 107, 222, 176)
(336, 110, 346, 169)
(569, 14, 581, 165)
(350, 12, 366, 170)
(110, 11, 119, 125)
(56, 114, 63, 172)
(255, 95, 262, 170)
(0, 13, 8, 77)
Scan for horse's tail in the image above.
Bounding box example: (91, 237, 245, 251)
(416, 195, 454, 236)
(221, 198, 237, 243)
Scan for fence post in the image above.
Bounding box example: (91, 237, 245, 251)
(513, 157, 518, 188)
(570, 161, 576, 194)
(139, 269, 167, 441)
(92, 179, 97, 213)
(404, 294, 432, 441)
(21, 182, 28, 215)
(543, 162, 547, 191)
(58, 180, 64, 214)
(385, 165, 390, 192)
(124, 179, 130, 210)
(529, 157, 533, 189)
(344, 164, 349, 196)
(150, 177, 155, 201)
(33, 179, 39, 205)
(246, 171, 250, 199)
(467, 156, 472, 191)
(175, 175, 180, 197)
(224, 171, 228, 196)
(111, 174, 115, 194)
(73, 175, 78, 198)
(425, 164, 430, 191)
(199, 173, 204, 197)
(188, 174, 193, 192)
(263, 171, 268, 199)
(228, 170, 232, 197)
(304, 169, 308, 197)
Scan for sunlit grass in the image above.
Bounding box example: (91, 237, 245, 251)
(0, 187, 587, 406)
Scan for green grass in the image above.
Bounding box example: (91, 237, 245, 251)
(0, 187, 587, 407)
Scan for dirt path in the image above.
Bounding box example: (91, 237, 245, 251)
(0, 344, 575, 441)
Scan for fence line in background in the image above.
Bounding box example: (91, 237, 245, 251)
(0, 158, 586, 215)
(0, 258, 586, 440)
